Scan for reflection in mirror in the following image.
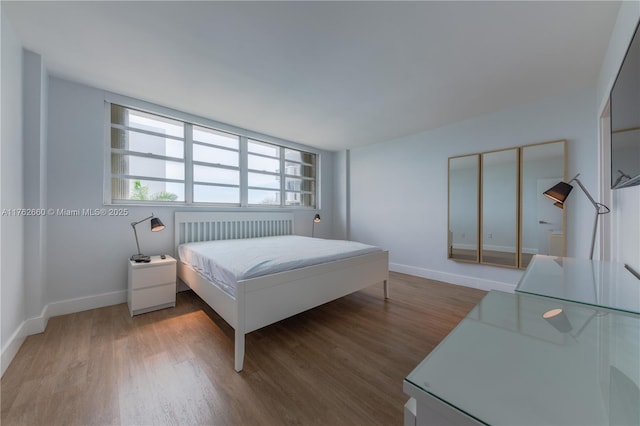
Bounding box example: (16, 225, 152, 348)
(520, 141, 566, 268)
(610, 19, 640, 189)
(481, 149, 518, 267)
(448, 155, 479, 262)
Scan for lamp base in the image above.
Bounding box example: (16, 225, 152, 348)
(130, 254, 151, 263)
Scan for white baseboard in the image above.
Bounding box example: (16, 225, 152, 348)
(390, 262, 517, 293)
(1, 330, 26, 378)
(1, 289, 126, 377)
(45, 289, 126, 319)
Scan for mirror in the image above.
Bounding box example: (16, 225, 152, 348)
(448, 155, 479, 262)
(610, 19, 640, 189)
(520, 141, 566, 268)
(448, 140, 566, 269)
(481, 149, 518, 268)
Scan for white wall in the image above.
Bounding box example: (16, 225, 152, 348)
(349, 88, 598, 291)
(332, 149, 349, 240)
(2, 70, 335, 375)
(45, 76, 336, 304)
(597, 1, 640, 270)
(23, 50, 47, 320)
(1, 11, 26, 374)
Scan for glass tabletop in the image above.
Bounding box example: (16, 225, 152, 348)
(516, 255, 640, 315)
(404, 291, 640, 426)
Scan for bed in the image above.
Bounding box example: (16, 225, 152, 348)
(174, 211, 389, 372)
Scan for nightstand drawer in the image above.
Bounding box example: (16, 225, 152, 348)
(131, 264, 174, 290)
(130, 282, 175, 314)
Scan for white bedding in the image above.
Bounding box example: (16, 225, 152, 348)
(178, 235, 381, 297)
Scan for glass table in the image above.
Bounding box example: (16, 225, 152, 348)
(516, 255, 640, 315)
(404, 290, 640, 425)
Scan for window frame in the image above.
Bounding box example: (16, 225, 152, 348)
(103, 93, 320, 209)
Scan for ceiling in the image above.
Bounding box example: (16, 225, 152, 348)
(3, 1, 621, 151)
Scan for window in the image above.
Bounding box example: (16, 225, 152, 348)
(284, 148, 316, 207)
(107, 103, 317, 208)
(248, 140, 281, 206)
(192, 125, 240, 204)
(110, 105, 185, 202)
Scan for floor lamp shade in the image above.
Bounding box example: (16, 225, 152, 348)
(543, 181, 573, 207)
(542, 174, 610, 260)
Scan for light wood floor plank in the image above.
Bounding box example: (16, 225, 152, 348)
(1, 272, 486, 425)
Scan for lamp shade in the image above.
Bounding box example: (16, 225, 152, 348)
(543, 181, 573, 206)
(313, 214, 321, 223)
(151, 217, 165, 232)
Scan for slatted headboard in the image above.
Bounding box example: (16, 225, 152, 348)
(174, 211, 294, 256)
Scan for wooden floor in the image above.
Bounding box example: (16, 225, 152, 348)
(1, 272, 486, 426)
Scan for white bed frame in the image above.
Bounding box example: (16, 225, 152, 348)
(174, 211, 389, 372)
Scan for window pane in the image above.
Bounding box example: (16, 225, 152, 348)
(111, 178, 184, 202)
(193, 165, 239, 185)
(248, 140, 279, 157)
(194, 184, 239, 204)
(285, 177, 301, 191)
(284, 149, 301, 162)
(111, 128, 184, 158)
(249, 154, 279, 173)
(193, 126, 239, 149)
(111, 105, 183, 138)
(112, 154, 184, 180)
(285, 178, 315, 192)
(284, 162, 314, 178)
(286, 192, 314, 207)
(249, 172, 280, 189)
(284, 149, 315, 163)
(193, 143, 239, 167)
(302, 179, 315, 192)
(248, 189, 279, 205)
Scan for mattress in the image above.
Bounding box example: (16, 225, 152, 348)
(178, 235, 381, 297)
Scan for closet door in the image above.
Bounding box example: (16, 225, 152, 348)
(520, 140, 566, 268)
(448, 154, 480, 263)
(481, 148, 518, 268)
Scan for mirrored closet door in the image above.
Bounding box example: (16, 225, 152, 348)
(447, 140, 566, 269)
(481, 148, 519, 268)
(520, 140, 566, 268)
(448, 155, 480, 262)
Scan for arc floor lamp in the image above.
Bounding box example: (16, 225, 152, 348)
(543, 173, 610, 260)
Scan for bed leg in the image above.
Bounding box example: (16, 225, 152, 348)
(234, 328, 245, 372)
(383, 279, 389, 299)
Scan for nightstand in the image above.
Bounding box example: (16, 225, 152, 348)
(127, 255, 177, 316)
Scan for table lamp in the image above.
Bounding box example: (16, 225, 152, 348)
(312, 213, 321, 237)
(130, 213, 165, 262)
